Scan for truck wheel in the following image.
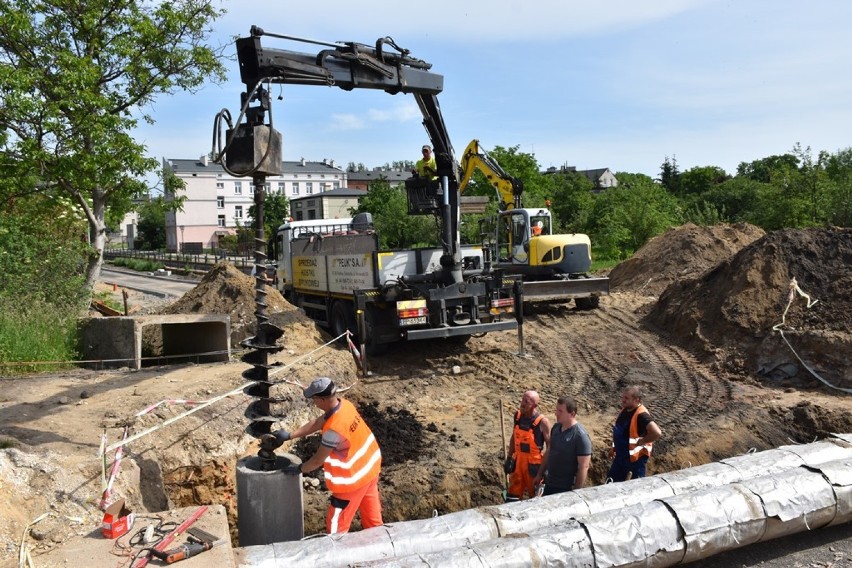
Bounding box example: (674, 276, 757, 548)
(575, 296, 600, 310)
(331, 301, 356, 340)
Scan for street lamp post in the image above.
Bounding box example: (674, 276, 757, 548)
(179, 225, 185, 254)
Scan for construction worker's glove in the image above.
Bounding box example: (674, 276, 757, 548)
(261, 430, 290, 451)
(503, 456, 516, 475)
(282, 463, 302, 476)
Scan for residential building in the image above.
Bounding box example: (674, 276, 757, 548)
(162, 155, 347, 251)
(544, 166, 619, 192)
(290, 187, 367, 221)
(347, 167, 412, 190)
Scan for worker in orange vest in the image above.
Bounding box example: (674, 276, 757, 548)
(608, 385, 662, 482)
(505, 390, 551, 501)
(265, 377, 383, 533)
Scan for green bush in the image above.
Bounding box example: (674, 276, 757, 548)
(112, 257, 164, 271)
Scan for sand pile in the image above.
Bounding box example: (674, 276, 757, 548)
(159, 262, 295, 343)
(645, 227, 852, 388)
(609, 223, 765, 295)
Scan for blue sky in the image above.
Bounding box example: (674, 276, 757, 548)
(135, 0, 852, 184)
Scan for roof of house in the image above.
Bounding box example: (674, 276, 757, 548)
(290, 187, 366, 202)
(577, 168, 612, 181)
(164, 157, 346, 175)
(346, 169, 412, 182)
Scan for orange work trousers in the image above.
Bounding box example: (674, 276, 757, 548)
(507, 456, 541, 500)
(326, 475, 383, 534)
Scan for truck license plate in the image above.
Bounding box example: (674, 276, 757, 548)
(401, 316, 427, 326)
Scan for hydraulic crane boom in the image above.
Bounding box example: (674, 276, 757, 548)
(219, 26, 463, 283)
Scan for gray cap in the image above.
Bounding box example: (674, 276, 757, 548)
(303, 377, 337, 399)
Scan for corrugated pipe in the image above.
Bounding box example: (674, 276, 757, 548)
(235, 434, 852, 567)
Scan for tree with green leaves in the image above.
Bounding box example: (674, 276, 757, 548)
(585, 173, 682, 259)
(825, 147, 852, 227)
(134, 196, 168, 250)
(0, 0, 226, 290)
(659, 156, 681, 194)
(249, 191, 290, 238)
(349, 178, 436, 249)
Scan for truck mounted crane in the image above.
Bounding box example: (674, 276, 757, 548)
(213, 27, 522, 367)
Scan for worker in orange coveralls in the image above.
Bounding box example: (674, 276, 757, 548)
(265, 377, 383, 534)
(505, 390, 551, 501)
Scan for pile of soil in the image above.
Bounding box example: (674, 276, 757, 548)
(609, 223, 765, 295)
(158, 262, 293, 344)
(646, 227, 852, 388)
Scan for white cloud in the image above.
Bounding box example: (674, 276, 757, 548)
(328, 113, 365, 131)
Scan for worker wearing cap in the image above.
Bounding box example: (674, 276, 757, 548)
(415, 144, 438, 180)
(264, 377, 383, 534)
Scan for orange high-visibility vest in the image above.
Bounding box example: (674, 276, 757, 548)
(322, 399, 382, 493)
(628, 404, 653, 462)
(513, 410, 545, 464)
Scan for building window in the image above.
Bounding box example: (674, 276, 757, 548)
(216, 181, 224, 189)
(235, 205, 243, 219)
(308, 210, 317, 220)
(292, 182, 300, 195)
(234, 181, 242, 195)
(320, 174, 325, 178)
(249, 184, 254, 195)
(295, 211, 303, 221)
(306, 182, 313, 194)
(333, 182, 340, 190)
(307, 199, 316, 206)
(278, 182, 285, 194)
(217, 215, 226, 227)
(217, 196, 224, 209)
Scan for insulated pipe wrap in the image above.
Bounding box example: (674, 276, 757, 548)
(662, 483, 767, 563)
(740, 467, 837, 539)
(583, 500, 685, 567)
(364, 521, 593, 568)
(807, 457, 852, 526)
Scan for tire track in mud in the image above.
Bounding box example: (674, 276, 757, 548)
(525, 299, 734, 435)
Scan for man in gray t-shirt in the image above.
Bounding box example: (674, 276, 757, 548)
(534, 396, 592, 496)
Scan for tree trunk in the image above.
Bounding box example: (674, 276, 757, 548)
(84, 192, 108, 290)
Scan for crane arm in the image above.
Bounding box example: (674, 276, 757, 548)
(458, 139, 524, 211)
(219, 26, 464, 282)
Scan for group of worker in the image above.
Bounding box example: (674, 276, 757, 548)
(263, 376, 662, 535)
(505, 386, 662, 501)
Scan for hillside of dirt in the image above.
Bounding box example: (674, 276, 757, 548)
(1, 227, 851, 566)
(608, 222, 766, 295)
(646, 227, 852, 389)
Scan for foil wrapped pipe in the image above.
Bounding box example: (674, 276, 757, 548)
(235, 438, 852, 568)
(362, 521, 594, 568)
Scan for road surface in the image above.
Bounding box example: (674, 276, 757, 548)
(100, 267, 197, 298)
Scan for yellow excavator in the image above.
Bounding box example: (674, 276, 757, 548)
(459, 139, 609, 309)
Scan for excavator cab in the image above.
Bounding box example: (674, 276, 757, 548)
(496, 209, 546, 265)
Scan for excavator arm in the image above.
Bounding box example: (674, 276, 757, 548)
(458, 139, 524, 211)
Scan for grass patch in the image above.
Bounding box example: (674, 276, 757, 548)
(0, 299, 79, 375)
(591, 257, 620, 273)
(0, 438, 17, 449)
(93, 291, 123, 313)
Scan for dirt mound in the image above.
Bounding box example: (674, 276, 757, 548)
(646, 227, 852, 388)
(609, 223, 765, 295)
(159, 262, 294, 343)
